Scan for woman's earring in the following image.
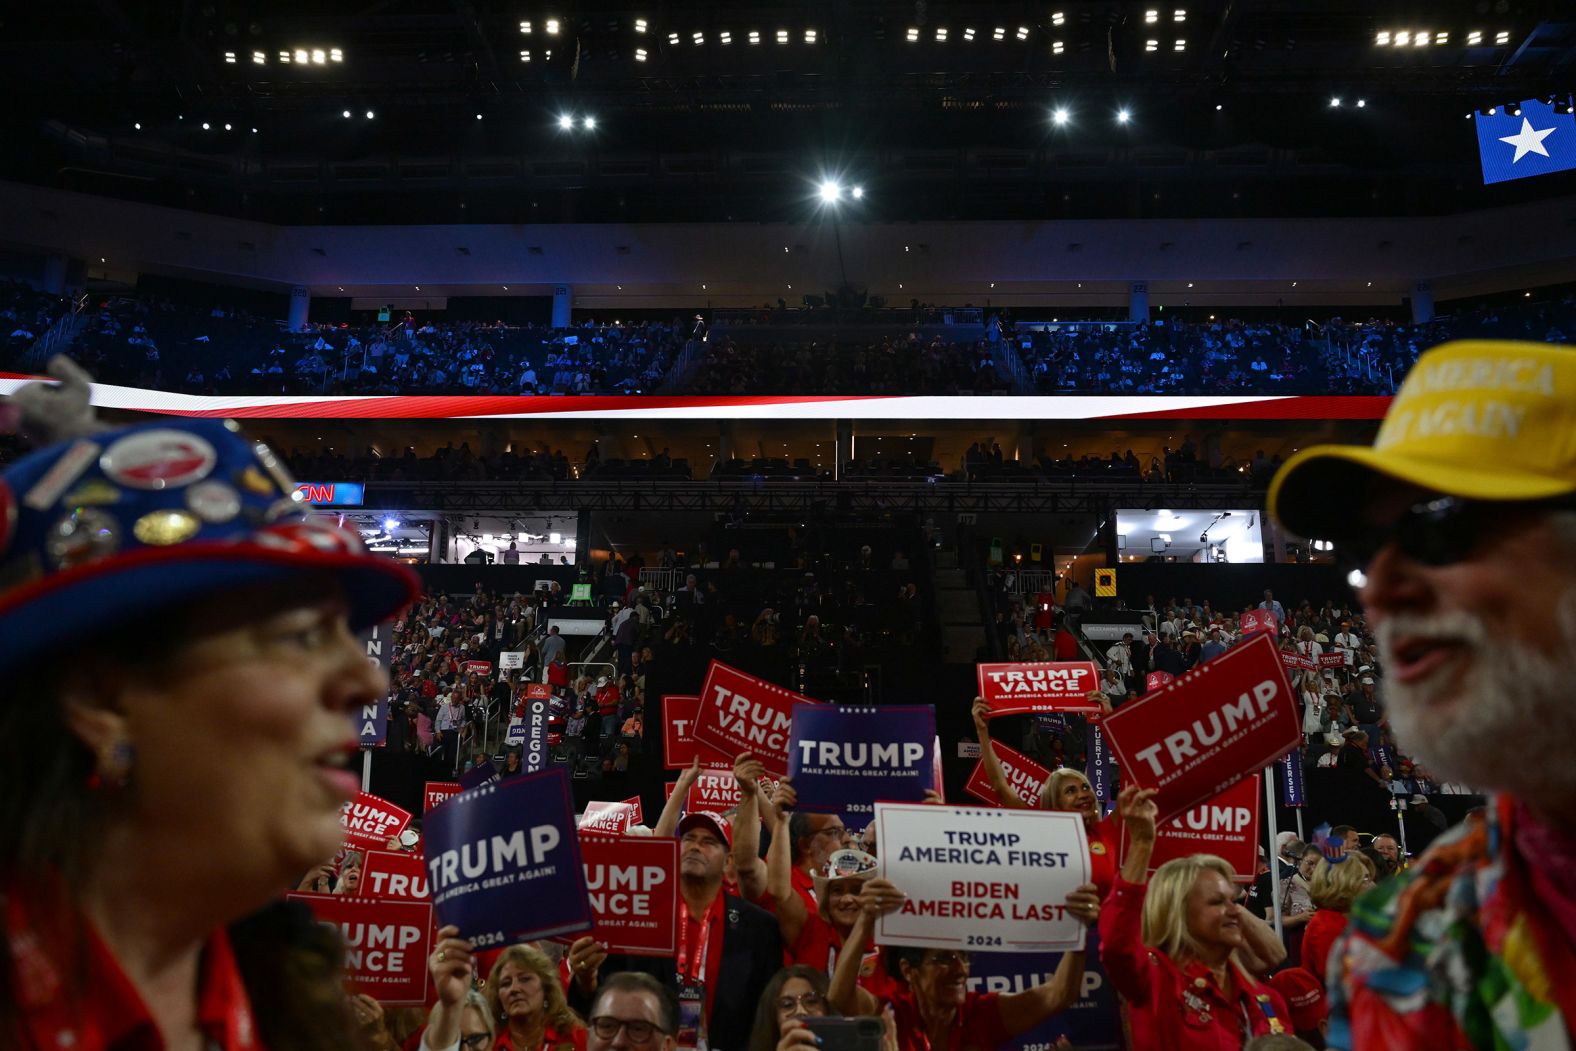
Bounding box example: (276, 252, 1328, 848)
(88, 739, 136, 790)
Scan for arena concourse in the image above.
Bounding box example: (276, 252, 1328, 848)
(3, 4, 1575, 1050)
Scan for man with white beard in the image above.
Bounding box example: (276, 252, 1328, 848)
(1268, 339, 1576, 1051)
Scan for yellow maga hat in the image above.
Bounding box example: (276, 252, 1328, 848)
(1270, 340, 1576, 539)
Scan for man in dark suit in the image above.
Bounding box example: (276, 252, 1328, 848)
(568, 812, 781, 1051)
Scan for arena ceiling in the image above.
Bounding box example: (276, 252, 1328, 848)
(3, 1, 1575, 224)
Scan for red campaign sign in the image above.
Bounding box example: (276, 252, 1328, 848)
(691, 661, 822, 777)
(1238, 610, 1277, 637)
(663, 767, 778, 814)
(1099, 633, 1301, 825)
(340, 791, 413, 852)
(287, 894, 434, 1005)
(1118, 776, 1262, 882)
(976, 662, 1102, 716)
(525, 682, 552, 699)
(662, 695, 733, 770)
(361, 849, 431, 901)
(963, 740, 1054, 808)
(424, 781, 463, 813)
(464, 660, 493, 676)
(1146, 671, 1175, 692)
(578, 798, 645, 834)
(1318, 652, 1347, 669)
(579, 834, 680, 956)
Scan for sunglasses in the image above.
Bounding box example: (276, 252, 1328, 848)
(1344, 494, 1576, 570)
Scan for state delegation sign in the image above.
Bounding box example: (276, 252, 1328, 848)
(340, 791, 413, 852)
(579, 834, 680, 956)
(288, 894, 433, 1006)
(875, 804, 1090, 953)
(788, 704, 937, 814)
(1099, 633, 1299, 824)
(963, 740, 1053, 809)
(423, 768, 592, 948)
(1117, 775, 1262, 882)
(692, 660, 822, 777)
(977, 662, 1102, 715)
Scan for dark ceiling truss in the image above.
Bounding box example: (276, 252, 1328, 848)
(362, 479, 1257, 516)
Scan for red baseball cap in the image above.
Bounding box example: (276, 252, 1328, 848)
(1268, 967, 1327, 1033)
(677, 811, 732, 848)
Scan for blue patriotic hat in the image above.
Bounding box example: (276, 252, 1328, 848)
(0, 418, 419, 673)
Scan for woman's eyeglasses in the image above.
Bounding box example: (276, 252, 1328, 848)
(924, 951, 972, 968)
(775, 992, 827, 1013)
(589, 1016, 664, 1044)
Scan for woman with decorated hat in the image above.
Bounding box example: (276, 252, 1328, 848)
(971, 694, 1121, 896)
(0, 359, 420, 1050)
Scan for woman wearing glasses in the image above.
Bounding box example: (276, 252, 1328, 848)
(425, 928, 587, 1051)
(746, 965, 832, 1051)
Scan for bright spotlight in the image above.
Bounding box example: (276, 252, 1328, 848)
(1116, 108, 1131, 123)
(1329, 96, 1341, 107)
(819, 180, 841, 202)
(851, 185, 864, 199)
(1052, 107, 1070, 125)
(1356, 99, 1366, 107)
(202, 121, 211, 130)
(545, 18, 559, 35)
(583, 115, 596, 129)
(342, 110, 351, 118)
(475, 113, 482, 120)
(559, 113, 574, 129)
(133, 122, 141, 130)
(223, 123, 232, 131)
(383, 518, 401, 532)
(365, 110, 375, 119)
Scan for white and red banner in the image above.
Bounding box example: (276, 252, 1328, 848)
(1318, 653, 1347, 669)
(464, 660, 493, 677)
(976, 662, 1102, 716)
(578, 798, 645, 834)
(1118, 776, 1262, 882)
(692, 661, 821, 777)
(424, 781, 464, 813)
(340, 791, 413, 852)
(579, 834, 680, 956)
(964, 741, 1054, 809)
(0, 376, 1394, 422)
(663, 694, 729, 770)
(1098, 633, 1300, 824)
(874, 804, 1091, 953)
(1146, 671, 1175, 692)
(287, 894, 434, 1005)
(360, 849, 431, 901)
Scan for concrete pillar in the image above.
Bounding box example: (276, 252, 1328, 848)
(834, 420, 852, 480)
(41, 254, 68, 295)
(1128, 282, 1150, 323)
(552, 284, 572, 329)
(717, 420, 736, 463)
(288, 286, 311, 331)
(1410, 281, 1434, 324)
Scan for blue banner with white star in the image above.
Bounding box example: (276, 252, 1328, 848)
(1476, 97, 1576, 185)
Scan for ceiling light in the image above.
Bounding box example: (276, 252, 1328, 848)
(1375, 31, 1390, 45)
(720, 30, 732, 43)
(559, 113, 574, 129)
(133, 122, 141, 130)
(223, 122, 232, 131)
(1174, 38, 1186, 50)
(749, 30, 760, 44)
(224, 51, 236, 63)
(1052, 40, 1064, 54)
(520, 20, 532, 33)
(545, 19, 559, 35)
(251, 127, 257, 133)
(669, 32, 679, 44)
(202, 121, 211, 130)
(693, 31, 704, 44)
(1174, 9, 1186, 21)
(1116, 108, 1131, 123)
(1145, 10, 1159, 23)
(1435, 31, 1448, 43)
(583, 115, 596, 129)
(1329, 96, 1341, 107)
(1356, 99, 1366, 107)
(1053, 107, 1070, 124)
(776, 28, 789, 43)
(851, 185, 864, 199)
(475, 113, 482, 120)
(1466, 30, 1482, 44)
(804, 28, 816, 43)
(329, 48, 342, 62)
(252, 50, 266, 64)
(1394, 31, 1409, 45)
(634, 47, 647, 60)
(819, 180, 841, 202)
(1495, 30, 1510, 45)
(278, 50, 290, 62)
(294, 49, 308, 63)
(935, 27, 948, 41)
(311, 49, 325, 64)
(1016, 26, 1030, 39)
(993, 27, 1006, 40)
(520, 49, 531, 61)
(1145, 39, 1158, 51)
(1052, 12, 1065, 26)
(963, 27, 975, 40)
(1215, 103, 1223, 110)
(1414, 32, 1429, 46)
(634, 18, 646, 33)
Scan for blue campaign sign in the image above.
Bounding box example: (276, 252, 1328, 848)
(294, 481, 366, 507)
(422, 768, 592, 947)
(460, 760, 498, 790)
(967, 936, 1124, 1051)
(1476, 97, 1576, 185)
(788, 704, 937, 815)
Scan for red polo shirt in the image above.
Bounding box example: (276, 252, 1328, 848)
(886, 988, 1010, 1051)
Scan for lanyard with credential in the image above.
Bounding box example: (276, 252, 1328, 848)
(676, 895, 721, 984)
